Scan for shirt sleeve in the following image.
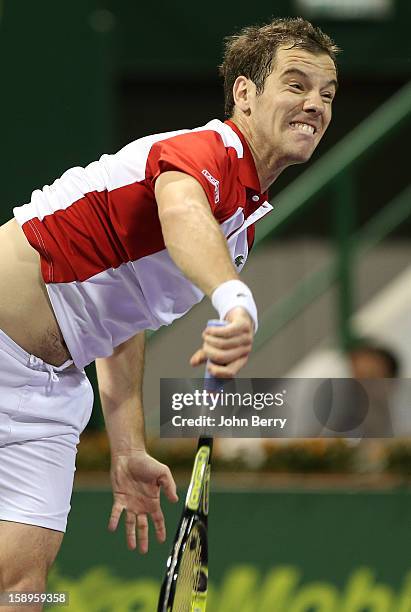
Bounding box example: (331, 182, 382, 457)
(147, 130, 228, 215)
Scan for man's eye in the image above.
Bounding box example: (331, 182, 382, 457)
(289, 82, 303, 91)
(322, 92, 334, 101)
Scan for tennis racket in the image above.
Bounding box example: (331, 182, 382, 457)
(157, 319, 225, 612)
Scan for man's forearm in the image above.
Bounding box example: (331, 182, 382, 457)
(96, 332, 146, 455)
(155, 171, 239, 297)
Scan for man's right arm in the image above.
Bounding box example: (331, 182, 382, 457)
(155, 170, 255, 377)
(155, 170, 238, 295)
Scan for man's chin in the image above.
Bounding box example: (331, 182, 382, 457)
(286, 149, 314, 166)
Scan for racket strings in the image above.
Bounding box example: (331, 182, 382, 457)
(173, 526, 203, 611)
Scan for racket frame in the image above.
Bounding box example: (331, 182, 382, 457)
(157, 436, 212, 612)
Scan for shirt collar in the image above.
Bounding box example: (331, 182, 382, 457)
(225, 119, 262, 193)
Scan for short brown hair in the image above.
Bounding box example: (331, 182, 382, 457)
(219, 17, 340, 117)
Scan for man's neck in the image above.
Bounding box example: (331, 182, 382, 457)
(229, 115, 289, 193)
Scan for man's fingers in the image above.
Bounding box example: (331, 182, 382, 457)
(136, 513, 149, 554)
(151, 508, 166, 543)
(192, 314, 253, 372)
(202, 332, 252, 350)
(108, 502, 123, 532)
(205, 319, 251, 338)
(200, 317, 253, 370)
(203, 345, 251, 365)
(190, 348, 207, 366)
(207, 355, 249, 378)
(125, 511, 137, 551)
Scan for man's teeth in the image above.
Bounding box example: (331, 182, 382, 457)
(290, 122, 315, 134)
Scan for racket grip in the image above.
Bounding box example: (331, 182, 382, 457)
(199, 320, 227, 447)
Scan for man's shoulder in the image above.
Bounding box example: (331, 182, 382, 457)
(190, 119, 243, 158)
(103, 120, 244, 193)
(117, 120, 244, 160)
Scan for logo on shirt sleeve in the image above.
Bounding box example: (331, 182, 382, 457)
(201, 169, 220, 204)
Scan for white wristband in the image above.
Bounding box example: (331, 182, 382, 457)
(211, 280, 258, 331)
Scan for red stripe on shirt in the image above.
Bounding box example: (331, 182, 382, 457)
(22, 180, 165, 283)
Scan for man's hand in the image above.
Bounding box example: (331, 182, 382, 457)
(190, 307, 254, 378)
(108, 450, 178, 553)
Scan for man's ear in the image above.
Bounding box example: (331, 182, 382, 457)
(232, 76, 254, 114)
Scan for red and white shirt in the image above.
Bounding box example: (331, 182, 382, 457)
(13, 119, 273, 369)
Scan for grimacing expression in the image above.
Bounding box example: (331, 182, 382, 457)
(250, 47, 337, 164)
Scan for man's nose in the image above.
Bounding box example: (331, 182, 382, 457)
(302, 93, 325, 115)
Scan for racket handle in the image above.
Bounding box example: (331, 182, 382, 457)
(206, 318, 227, 328)
(199, 320, 227, 451)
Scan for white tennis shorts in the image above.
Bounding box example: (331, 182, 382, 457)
(0, 328, 93, 532)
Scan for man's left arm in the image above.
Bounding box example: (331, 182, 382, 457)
(95, 332, 178, 553)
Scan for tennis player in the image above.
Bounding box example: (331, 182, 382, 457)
(0, 17, 338, 606)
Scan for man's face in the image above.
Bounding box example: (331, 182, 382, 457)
(248, 46, 337, 165)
